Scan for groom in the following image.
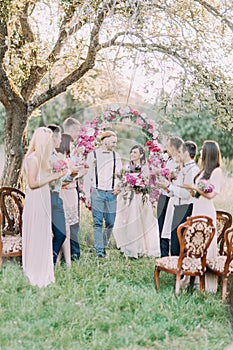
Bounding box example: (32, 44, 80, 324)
(83, 130, 122, 258)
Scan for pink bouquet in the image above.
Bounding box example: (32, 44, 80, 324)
(118, 170, 150, 203)
(52, 159, 68, 173)
(195, 180, 215, 198)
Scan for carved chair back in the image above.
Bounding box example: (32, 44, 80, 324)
(155, 215, 215, 296)
(207, 227, 233, 301)
(0, 187, 25, 266)
(216, 210, 232, 255)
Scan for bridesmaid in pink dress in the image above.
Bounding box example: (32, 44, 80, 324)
(182, 140, 223, 292)
(22, 127, 65, 287)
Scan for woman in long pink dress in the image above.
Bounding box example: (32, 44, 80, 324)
(22, 127, 65, 288)
(113, 145, 160, 259)
(182, 140, 223, 292)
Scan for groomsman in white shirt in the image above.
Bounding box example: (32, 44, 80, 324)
(157, 136, 183, 257)
(83, 130, 122, 258)
(160, 141, 199, 256)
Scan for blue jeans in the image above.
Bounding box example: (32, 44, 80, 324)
(70, 222, 80, 260)
(91, 188, 117, 255)
(51, 191, 66, 264)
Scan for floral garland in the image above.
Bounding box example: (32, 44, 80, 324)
(75, 106, 160, 154)
(75, 106, 168, 205)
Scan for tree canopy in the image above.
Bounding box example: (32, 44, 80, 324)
(0, 0, 232, 186)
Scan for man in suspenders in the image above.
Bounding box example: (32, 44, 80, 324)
(83, 130, 122, 258)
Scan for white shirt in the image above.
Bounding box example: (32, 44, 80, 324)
(83, 148, 122, 197)
(161, 160, 199, 239)
(168, 160, 199, 205)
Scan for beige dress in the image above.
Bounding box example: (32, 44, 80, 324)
(22, 154, 55, 288)
(192, 167, 223, 292)
(59, 181, 79, 267)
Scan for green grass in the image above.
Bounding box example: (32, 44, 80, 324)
(1, 182, 233, 350)
(0, 248, 233, 350)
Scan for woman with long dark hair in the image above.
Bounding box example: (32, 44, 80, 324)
(113, 145, 160, 258)
(182, 140, 223, 292)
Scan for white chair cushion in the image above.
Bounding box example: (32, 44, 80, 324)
(207, 256, 233, 274)
(156, 256, 202, 274)
(2, 235, 22, 254)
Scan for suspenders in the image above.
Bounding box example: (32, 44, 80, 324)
(93, 150, 116, 190)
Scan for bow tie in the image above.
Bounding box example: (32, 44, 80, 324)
(102, 151, 111, 154)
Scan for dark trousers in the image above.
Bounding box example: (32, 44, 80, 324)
(51, 191, 66, 264)
(70, 222, 80, 260)
(170, 203, 193, 256)
(157, 194, 170, 257)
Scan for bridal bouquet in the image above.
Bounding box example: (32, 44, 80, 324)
(195, 180, 215, 198)
(118, 170, 150, 204)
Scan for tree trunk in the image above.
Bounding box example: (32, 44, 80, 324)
(2, 101, 28, 187)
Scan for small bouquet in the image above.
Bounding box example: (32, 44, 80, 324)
(160, 167, 178, 182)
(195, 180, 215, 198)
(52, 159, 68, 173)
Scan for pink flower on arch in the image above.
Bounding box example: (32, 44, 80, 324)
(136, 118, 146, 127)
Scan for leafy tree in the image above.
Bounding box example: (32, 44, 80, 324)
(163, 110, 233, 159)
(0, 0, 232, 186)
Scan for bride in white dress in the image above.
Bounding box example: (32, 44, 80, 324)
(113, 145, 160, 259)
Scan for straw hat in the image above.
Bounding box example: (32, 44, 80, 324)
(99, 130, 116, 141)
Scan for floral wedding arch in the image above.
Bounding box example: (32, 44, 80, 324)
(75, 106, 169, 205)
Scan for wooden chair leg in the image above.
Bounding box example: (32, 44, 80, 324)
(190, 276, 195, 288)
(154, 268, 160, 290)
(200, 275, 205, 291)
(0, 239, 2, 267)
(222, 278, 228, 301)
(175, 273, 181, 297)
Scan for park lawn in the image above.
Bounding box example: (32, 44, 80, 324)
(1, 176, 233, 350)
(0, 248, 233, 350)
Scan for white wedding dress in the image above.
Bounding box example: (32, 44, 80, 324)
(113, 190, 160, 259)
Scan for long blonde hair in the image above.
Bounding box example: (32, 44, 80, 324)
(23, 127, 53, 174)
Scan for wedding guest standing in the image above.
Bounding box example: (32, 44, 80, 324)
(156, 136, 183, 257)
(22, 127, 65, 287)
(57, 133, 88, 266)
(63, 117, 81, 141)
(113, 145, 160, 259)
(83, 130, 122, 258)
(160, 141, 199, 256)
(47, 124, 67, 265)
(63, 117, 82, 260)
(182, 140, 223, 292)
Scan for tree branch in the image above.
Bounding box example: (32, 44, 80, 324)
(194, 0, 233, 31)
(0, 22, 22, 106)
(99, 31, 188, 67)
(28, 0, 114, 112)
(20, 3, 83, 100)
(19, 2, 35, 43)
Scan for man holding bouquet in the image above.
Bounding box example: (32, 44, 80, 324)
(159, 141, 199, 256)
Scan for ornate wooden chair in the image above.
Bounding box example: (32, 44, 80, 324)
(154, 215, 215, 297)
(216, 210, 232, 255)
(0, 187, 25, 266)
(207, 227, 233, 301)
